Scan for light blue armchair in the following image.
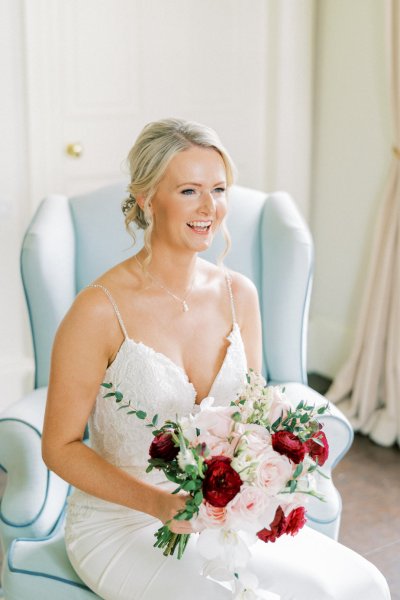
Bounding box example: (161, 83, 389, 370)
(0, 183, 353, 599)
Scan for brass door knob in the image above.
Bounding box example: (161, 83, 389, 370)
(66, 142, 83, 158)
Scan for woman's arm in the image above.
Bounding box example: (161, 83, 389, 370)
(42, 287, 190, 533)
(230, 272, 263, 373)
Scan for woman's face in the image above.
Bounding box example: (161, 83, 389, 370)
(148, 146, 228, 254)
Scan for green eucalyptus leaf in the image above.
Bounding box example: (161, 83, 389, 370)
(293, 464, 303, 478)
(271, 416, 282, 430)
(194, 490, 203, 504)
(184, 464, 197, 476)
(165, 472, 183, 484)
(182, 480, 197, 491)
(101, 382, 113, 389)
(103, 392, 115, 398)
(136, 410, 147, 419)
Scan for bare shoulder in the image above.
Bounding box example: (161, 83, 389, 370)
(55, 279, 123, 361)
(199, 260, 260, 327)
(226, 269, 260, 328)
(227, 269, 258, 298)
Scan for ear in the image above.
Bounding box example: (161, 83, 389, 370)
(135, 194, 147, 210)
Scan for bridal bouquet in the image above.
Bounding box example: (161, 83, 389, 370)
(103, 371, 329, 597)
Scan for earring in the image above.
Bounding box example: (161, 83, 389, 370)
(122, 194, 136, 216)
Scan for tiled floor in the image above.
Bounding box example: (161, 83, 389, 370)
(334, 433, 400, 599)
(308, 372, 400, 599)
(0, 422, 399, 597)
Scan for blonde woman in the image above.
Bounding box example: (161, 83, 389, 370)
(42, 118, 390, 600)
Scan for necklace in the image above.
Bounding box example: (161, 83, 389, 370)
(134, 256, 194, 312)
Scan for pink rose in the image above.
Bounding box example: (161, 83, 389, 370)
(194, 404, 236, 440)
(255, 447, 294, 495)
(227, 485, 277, 533)
(236, 423, 271, 455)
(196, 431, 239, 458)
(269, 388, 292, 424)
(193, 501, 228, 530)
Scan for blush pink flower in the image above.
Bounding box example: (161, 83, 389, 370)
(193, 501, 229, 530)
(236, 424, 271, 455)
(196, 431, 239, 458)
(268, 388, 292, 424)
(227, 485, 278, 533)
(255, 447, 294, 495)
(194, 403, 237, 439)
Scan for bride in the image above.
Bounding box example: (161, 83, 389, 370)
(42, 118, 390, 599)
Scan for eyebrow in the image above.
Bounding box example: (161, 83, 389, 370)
(176, 181, 226, 188)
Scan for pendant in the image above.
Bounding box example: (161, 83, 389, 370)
(182, 301, 189, 312)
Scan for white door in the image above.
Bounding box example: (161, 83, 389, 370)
(23, 0, 272, 210)
(24, 0, 142, 207)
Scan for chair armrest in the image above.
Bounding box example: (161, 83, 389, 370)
(21, 195, 76, 388)
(261, 192, 313, 384)
(0, 388, 69, 552)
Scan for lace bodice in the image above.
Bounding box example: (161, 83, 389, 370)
(82, 273, 247, 476)
(89, 323, 247, 470)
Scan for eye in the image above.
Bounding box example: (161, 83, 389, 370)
(181, 188, 196, 196)
(213, 187, 226, 194)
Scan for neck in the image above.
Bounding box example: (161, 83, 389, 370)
(135, 248, 198, 294)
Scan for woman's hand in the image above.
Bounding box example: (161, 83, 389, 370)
(156, 489, 195, 534)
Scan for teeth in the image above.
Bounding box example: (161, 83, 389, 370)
(188, 221, 212, 228)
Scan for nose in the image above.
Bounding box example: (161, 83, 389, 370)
(199, 190, 216, 214)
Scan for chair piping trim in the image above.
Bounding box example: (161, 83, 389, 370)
(6, 503, 94, 594)
(20, 232, 40, 390)
(0, 419, 51, 527)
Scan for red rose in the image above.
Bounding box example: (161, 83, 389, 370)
(149, 432, 179, 462)
(257, 506, 286, 543)
(285, 506, 307, 536)
(203, 456, 242, 507)
(272, 431, 306, 464)
(306, 430, 329, 466)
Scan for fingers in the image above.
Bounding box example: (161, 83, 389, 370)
(168, 519, 195, 534)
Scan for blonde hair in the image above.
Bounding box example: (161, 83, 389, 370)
(122, 117, 235, 266)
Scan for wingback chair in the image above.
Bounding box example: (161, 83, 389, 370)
(0, 183, 353, 599)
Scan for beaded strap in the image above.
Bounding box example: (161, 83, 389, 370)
(224, 271, 237, 325)
(87, 284, 129, 339)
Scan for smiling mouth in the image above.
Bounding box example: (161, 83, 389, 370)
(187, 220, 212, 233)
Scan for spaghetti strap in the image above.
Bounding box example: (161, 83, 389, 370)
(224, 270, 237, 325)
(87, 284, 129, 340)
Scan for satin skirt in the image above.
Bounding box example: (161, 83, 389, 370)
(65, 488, 390, 600)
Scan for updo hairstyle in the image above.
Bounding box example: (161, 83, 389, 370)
(122, 117, 235, 265)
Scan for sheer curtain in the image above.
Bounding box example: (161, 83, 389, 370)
(327, 0, 400, 447)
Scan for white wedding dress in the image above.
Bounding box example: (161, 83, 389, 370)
(65, 281, 390, 600)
